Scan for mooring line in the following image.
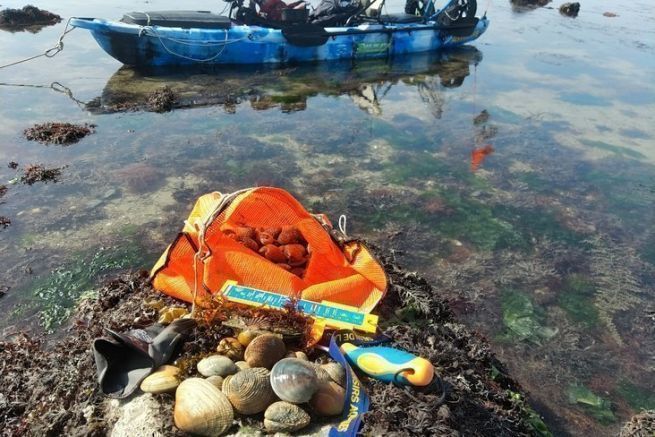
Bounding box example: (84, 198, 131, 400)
(0, 81, 88, 107)
(0, 18, 75, 69)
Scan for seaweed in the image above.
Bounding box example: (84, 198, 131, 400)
(12, 245, 146, 332)
(24, 122, 95, 145)
(435, 191, 524, 251)
(617, 380, 655, 411)
(146, 86, 177, 113)
(557, 274, 599, 328)
(567, 384, 617, 425)
(20, 164, 63, 185)
(499, 289, 557, 343)
(587, 236, 644, 345)
(492, 205, 584, 248)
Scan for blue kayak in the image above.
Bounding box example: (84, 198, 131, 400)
(70, 1, 488, 67)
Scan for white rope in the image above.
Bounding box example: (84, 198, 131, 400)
(338, 214, 348, 236)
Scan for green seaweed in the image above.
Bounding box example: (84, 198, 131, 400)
(557, 274, 599, 328)
(437, 192, 524, 251)
(506, 390, 553, 437)
(567, 384, 617, 425)
(617, 380, 655, 411)
(499, 289, 557, 343)
(384, 152, 455, 184)
(580, 139, 646, 160)
(14, 244, 146, 333)
(492, 205, 584, 248)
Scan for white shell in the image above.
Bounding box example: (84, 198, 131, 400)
(206, 375, 224, 390)
(270, 358, 319, 404)
(140, 365, 180, 394)
(264, 401, 311, 433)
(197, 355, 238, 377)
(174, 378, 234, 436)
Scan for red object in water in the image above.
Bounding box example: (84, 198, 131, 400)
(471, 144, 494, 172)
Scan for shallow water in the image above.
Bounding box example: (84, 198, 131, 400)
(1, 0, 654, 435)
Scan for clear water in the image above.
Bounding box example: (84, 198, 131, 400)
(1, 0, 654, 435)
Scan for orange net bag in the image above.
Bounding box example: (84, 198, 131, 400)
(150, 187, 387, 313)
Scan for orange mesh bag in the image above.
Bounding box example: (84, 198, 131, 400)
(150, 187, 387, 314)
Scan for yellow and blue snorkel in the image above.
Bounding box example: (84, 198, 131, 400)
(339, 342, 435, 387)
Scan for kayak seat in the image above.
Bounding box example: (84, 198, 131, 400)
(380, 13, 424, 23)
(121, 11, 232, 29)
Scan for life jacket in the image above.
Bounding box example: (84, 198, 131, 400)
(150, 187, 387, 314)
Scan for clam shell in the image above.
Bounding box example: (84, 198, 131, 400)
(321, 362, 346, 387)
(285, 351, 309, 361)
(174, 378, 234, 436)
(198, 355, 238, 377)
(206, 375, 224, 390)
(216, 337, 244, 361)
(140, 365, 180, 394)
(264, 401, 311, 433)
(270, 358, 319, 404)
(309, 381, 345, 416)
(222, 367, 277, 415)
(235, 361, 251, 370)
(237, 329, 264, 347)
(244, 334, 286, 369)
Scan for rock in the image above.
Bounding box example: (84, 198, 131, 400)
(559, 2, 580, 17)
(619, 410, 655, 437)
(107, 393, 166, 437)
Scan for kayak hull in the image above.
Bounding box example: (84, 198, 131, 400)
(70, 17, 489, 67)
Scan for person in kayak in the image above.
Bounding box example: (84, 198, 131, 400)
(255, 0, 307, 21)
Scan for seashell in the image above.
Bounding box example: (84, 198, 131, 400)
(158, 306, 189, 325)
(235, 361, 251, 370)
(216, 337, 244, 361)
(282, 244, 307, 266)
(314, 365, 331, 384)
(197, 355, 238, 377)
(321, 362, 346, 387)
(174, 377, 234, 436)
(285, 351, 309, 361)
(264, 401, 311, 433)
(270, 358, 319, 404)
(259, 244, 286, 263)
(257, 231, 277, 246)
(237, 329, 264, 347)
(235, 226, 256, 240)
(222, 367, 277, 415)
(237, 236, 259, 252)
(206, 375, 224, 389)
(278, 225, 303, 245)
(244, 334, 286, 369)
(309, 381, 345, 416)
(140, 365, 180, 394)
